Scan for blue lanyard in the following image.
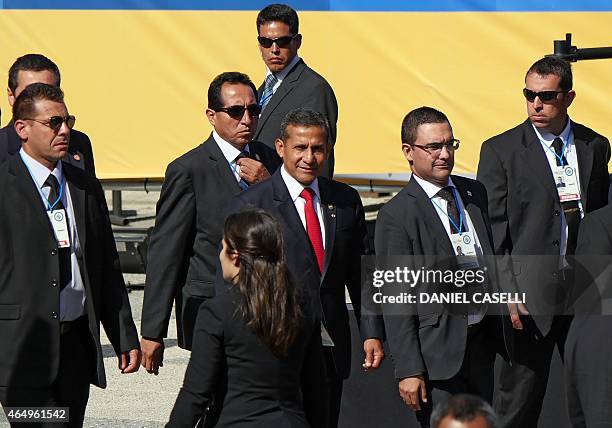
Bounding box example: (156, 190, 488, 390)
(19, 152, 66, 211)
(544, 138, 569, 165)
(431, 187, 464, 234)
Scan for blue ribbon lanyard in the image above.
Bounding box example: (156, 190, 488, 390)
(431, 188, 464, 234)
(545, 139, 569, 165)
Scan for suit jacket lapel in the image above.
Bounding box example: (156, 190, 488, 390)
(520, 120, 559, 202)
(10, 156, 55, 236)
(318, 179, 336, 280)
(64, 163, 87, 249)
(572, 122, 594, 209)
(271, 171, 319, 273)
(406, 178, 455, 256)
(453, 177, 493, 256)
(204, 135, 242, 193)
(257, 60, 305, 134)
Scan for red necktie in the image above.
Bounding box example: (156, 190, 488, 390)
(300, 187, 324, 272)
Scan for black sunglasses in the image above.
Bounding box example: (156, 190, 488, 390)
(215, 104, 261, 119)
(523, 88, 568, 102)
(25, 115, 76, 131)
(257, 35, 297, 48)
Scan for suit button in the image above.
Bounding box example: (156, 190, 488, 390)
(553, 240, 560, 246)
(51, 279, 58, 287)
(554, 210, 561, 216)
(51, 312, 58, 319)
(51, 249, 57, 255)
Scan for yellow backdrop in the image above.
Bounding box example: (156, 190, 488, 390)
(1, 11, 611, 179)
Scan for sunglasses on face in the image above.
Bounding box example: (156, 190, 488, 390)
(523, 88, 568, 102)
(411, 139, 460, 155)
(215, 104, 261, 119)
(257, 35, 297, 48)
(26, 115, 76, 131)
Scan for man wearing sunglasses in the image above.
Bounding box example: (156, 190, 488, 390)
(477, 56, 610, 427)
(254, 4, 338, 179)
(140, 72, 281, 374)
(0, 83, 140, 426)
(376, 107, 508, 428)
(0, 54, 96, 175)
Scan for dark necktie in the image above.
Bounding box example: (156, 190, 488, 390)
(234, 151, 250, 190)
(44, 174, 72, 290)
(437, 186, 463, 234)
(552, 137, 580, 254)
(259, 74, 278, 112)
(300, 188, 324, 272)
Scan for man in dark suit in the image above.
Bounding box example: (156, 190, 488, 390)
(0, 54, 96, 175)
(224, 108, 384, 427)
(565, 204, 612, 428)
(254, 4, 338, 178)
(139, 72, 281, 374)
(0, 83, 140, 427)
(376, 107, 507, 427)
(477, 56, 610, 427)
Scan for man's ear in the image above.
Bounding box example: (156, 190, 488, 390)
(275, 138, 285, 159)
(205, 108, 216, 127)
(14, 119, 28, 142)
(294, 34, 302, 50)
(402, 143, 414, 164)
(565, 90, 576, 108)
(7, 87, 16, 107)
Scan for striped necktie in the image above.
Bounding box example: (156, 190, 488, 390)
(259, 74, 278, 112)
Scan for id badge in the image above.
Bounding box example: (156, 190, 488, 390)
(554, 166, 580, 202)
(451, 231, 479, 268)
(47, 209, 71, 248)
(321, 324, 335, 347)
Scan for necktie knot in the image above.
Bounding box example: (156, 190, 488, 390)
(300, 187, 315, 202)
(552, 137, 564, 157)
(235, 150, 250, 162)
(436, 186, 455, 203)
(44, 174, 60, 193)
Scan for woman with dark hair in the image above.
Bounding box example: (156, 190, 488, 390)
(167, 208, 327, 427)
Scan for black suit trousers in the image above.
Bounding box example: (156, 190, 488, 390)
(494, 314, 572, 428)
(0, 317, 95, 428)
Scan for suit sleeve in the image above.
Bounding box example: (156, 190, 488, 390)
(141, 161, 196, 339)
(301, 81, 338, 146)
(94, 179, 139, 354)
(374, 208, 425, 379)
(301, 317, 329, 428)
(347, 193, 385, 340)
(167, 301, 223, 427)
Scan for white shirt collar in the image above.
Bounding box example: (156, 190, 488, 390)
(266, 55, 301, 83)
(532, 116, 572, 147)
(412, 173, 455, 199)
(19, 148, 63, 190)
(212, 130, 249, 164)
(280, 164, 320, 202)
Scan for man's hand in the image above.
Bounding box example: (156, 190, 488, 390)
(362, 338, 385, 370)
(399, 375, 427, 411)
(236, 158, 271, 184)
(118, 348, 141, 374)
(507, 302, 529, 330)
(140, 337, 165, 375)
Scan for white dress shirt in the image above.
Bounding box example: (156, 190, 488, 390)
(413, 174, 484, 324)
(213, 130, 250, 183)
(280, 165, 326, 248)
(532, 119, 583, 257)
(20, 149, 86, 321)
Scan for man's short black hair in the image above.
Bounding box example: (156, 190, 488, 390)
(8, 54, 61, 93)
(430, 394, 499, 428)
(401, 106, 450, 146)
(208, 72, 258, 111)
(279, 108, 329, 142)
(257, 4, 299, 35)
(13, 83, 65, 121)
(526, 56, 573, 91)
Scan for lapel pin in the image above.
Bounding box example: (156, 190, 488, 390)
(73, 154, 81, 161)
(467, 190, 472, 197)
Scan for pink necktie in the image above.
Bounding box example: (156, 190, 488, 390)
(300, 188, 324, 272)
